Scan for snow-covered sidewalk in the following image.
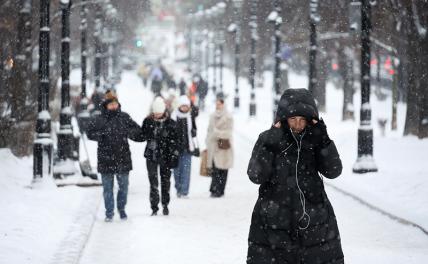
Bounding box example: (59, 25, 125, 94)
(0, 149, 101, 264)
(2, 68, 428, 263)
(78, 70, 428, 264)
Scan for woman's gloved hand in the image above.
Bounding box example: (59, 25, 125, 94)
(259, 123, 284, 151)
(310, 119, 331, 147)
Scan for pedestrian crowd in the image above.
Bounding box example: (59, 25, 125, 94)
(86, 67, 344, 263)
(87, 70, 233, 221)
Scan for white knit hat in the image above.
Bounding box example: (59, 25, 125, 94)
(177, 95, 190, 107)
(152, 97, 166, 114)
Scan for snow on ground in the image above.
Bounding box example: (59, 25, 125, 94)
(78, 68, 428, 263)
(0, 149, 100, 264)
(1, 66, 428, 263)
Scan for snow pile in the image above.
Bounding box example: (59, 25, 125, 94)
(0, 149, 100, 264)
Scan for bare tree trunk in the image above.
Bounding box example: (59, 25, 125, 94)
(339, 45, 355, 121)
(9, 0, 34, 156)
(418, 41, 428, 138)
(316, 51, 327, 112)
(403, 2, 428, 138)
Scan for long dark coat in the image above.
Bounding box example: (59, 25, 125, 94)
(141, 115, 179, 168)
(87, 104, 143, 174)
(247, 89, 344, 264)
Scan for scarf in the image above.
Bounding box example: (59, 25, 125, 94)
(171, 109, 195, 151)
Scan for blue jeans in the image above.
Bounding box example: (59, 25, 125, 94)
(101, 173, 129, 218)
(174, 152, 192, 195)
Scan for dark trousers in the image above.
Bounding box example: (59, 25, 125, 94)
(147, 160, 171, 211)
(209, 164, 228, 197)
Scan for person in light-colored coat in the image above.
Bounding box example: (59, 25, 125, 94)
(206, 93, 234, 197)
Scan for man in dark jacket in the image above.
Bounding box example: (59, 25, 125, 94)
(87, 91, 143, 222)
(197, 77, 208, 111)
(142, 97, 179, 216)
(247, 89, 344, 263)
(151, 75, 163, 96)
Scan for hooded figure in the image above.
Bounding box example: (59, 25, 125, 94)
(87, 90, 143, 222)
(247, 89, 344, 263)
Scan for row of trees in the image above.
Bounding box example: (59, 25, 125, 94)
(180, 0, 428, 138)
(0, 0, 150, 157)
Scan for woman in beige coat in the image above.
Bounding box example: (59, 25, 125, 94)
(206, 93, 234, 197)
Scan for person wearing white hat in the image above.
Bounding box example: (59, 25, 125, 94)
(141, 97, 179, 216)
(170, 95, 200, 198)
(165, 88, 178, 115)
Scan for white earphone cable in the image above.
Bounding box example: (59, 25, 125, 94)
(290, 128, 310, 230)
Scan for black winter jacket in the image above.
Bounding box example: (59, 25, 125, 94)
(141, 116, 179, 168)
(175, 106, 198, 154)
(247, 125, 344, 264)
(87, 104, 143, 174)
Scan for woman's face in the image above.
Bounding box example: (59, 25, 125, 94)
(216, 100, 224, 111)
(179, 105, 190, 113)
(153, 113, 164, 119)
(287, 116, 307, 133)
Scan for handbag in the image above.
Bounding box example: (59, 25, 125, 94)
(199, 149, 209, 176)
(217, 138, 231, 150)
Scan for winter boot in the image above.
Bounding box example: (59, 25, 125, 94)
(151, 209, 158, 216)
(105, 216, 113, 222)
(119, 210, 128, 220)
(163, 206, 169, 216)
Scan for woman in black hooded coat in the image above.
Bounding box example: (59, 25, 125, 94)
(247, 89, 344, 264)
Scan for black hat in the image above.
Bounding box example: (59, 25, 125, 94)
(275, 88, 319, 123)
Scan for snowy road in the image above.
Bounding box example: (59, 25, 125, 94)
(78, 71, 428, 264)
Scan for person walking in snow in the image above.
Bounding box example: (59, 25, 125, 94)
(142, 97, 179, 216)
(178, 78, 187, 96)
(87, 90, 143, 222)
(165, 89, 178, 115)
(196, 76, 209, 111)
(206, 92, 234, 198)
(150, 67, 164, 96)
(246, 89, 344, 263)
(151, 75, 163, 97)
(171, 95, 199, 198)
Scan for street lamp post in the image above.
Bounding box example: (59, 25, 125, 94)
(77, 0, 90, 131)
(308, 0, 319, 96)
(56, 0, 75, 177)
(195, 11, 204, 76)
(213, 43, 217, 93)
(203, 29, 210, 86)
(211, 6, 218, 94)
(249, 0, 258, 117)
(102, 3, 117, 89)
(268, 0, 283, 121)
(219, 34, 224, 92)
(353, 0, 378, 173)
(229, 0, 243, 109)
(187, 14, 194, 73)
(33, 0, 53, 180)
(94, 3, 102, 92)
(216, 2, 226, 93)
